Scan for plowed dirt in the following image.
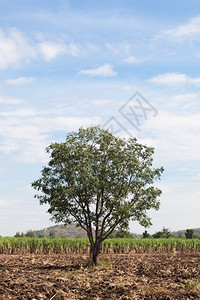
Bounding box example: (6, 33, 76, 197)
(0, 252, 200, 299)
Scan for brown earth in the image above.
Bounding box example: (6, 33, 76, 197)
(0, 252, 200, 299)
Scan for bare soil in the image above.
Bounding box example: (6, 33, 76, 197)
(0, 252, 200, 299)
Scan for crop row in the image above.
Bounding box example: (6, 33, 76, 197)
(1, 237, 200, 254)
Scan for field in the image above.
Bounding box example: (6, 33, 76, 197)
(1, 238, 200, 299)
(1, 237, 200, 254)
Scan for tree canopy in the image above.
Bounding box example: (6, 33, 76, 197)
(32, 126, 164, 264)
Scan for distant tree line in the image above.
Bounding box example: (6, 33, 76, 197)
(142, 228, 199, 239)
(14, 230, 56, 238)
(13, 228, 200, 239)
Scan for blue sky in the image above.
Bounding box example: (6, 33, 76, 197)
(0, 0, 200, 236)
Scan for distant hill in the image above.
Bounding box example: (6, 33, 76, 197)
(33, 224, 141, 238)
(34, 224, 87, 238)
(172, 228, 200, 237)
(33, 225, 200, 239)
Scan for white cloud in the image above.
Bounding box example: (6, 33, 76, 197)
(0, 200, 7, 207)
(38, 41, 67, 60)
(0, 114, 100, 162)
(5, 77, 36, 85)
(164, 16, 200, 41)
(42, 116, 100, 131)
(67, 43, 79, 56)
(124, 56, 139, 63)
(0, 28, 80, 68)
(0, 95, 24, 105)
(0, 108, 38, 118)
(170, 93, 198, 102)
(121, 85, 137, 91)
(150, 73, 200, 86)
(138, 111, 200, 163)
(124, 56, 149, 64)
(0, 28, 36, 69)
(91, 99, 113, 105)
(105, 42, 130, 55)
(38, 41, 79, 60)
(79, 64, 117, 77)
(166, 93, 199, 110)
(192, 77, 200, 85)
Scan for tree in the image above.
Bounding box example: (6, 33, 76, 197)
(152, 227, 172, 238)
(110, 229, 133, 238)
(32, 126, 164, 265)
(178, 233, 185, 239)
(49, 231, 56, 238)
(143, 230, 151, 238)
(14, 232, 24, 237)
(152, 230, 163, 238)
(25, 230, 36, 238)
(185, 229, 194, 239)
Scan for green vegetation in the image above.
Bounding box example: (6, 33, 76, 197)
(14, 230, 36, 238)
(173, 227, 200, 237)
(1, 237, 200, 255)
(110, 229, 134, 238)
(152, 227, 173, 238)
(49, 231, 56, 238)
(185, 229, 194, 239)
(32, 126, 164, 264)
(13, 226, 200, 240)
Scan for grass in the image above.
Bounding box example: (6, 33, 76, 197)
(186, 279, 200, 292)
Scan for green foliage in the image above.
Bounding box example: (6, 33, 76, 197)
(14, 232, 24, 237)
(143, 230, 151, 238)
(32, 126, 164, 264)
(152, 228, 172, 239)
(49, 231, 56, 238)
(110, 229, 133, 238)
(173, 228, 200, 238)
(193, 234, 200, 239)
(178, 233, 185, 239)
(25, 230, 36, 238)
(185, 229, 194, 239)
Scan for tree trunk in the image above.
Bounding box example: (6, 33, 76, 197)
(90, 240, 101, 265)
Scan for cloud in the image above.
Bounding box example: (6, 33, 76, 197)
(79, 64, 117, 77)
(166, 94, 199, 110)
(124, 56, 140, 63)
(163, 16, 200, 41)
(124, 56, 149, 64)
(91, 99, 113, 105)
(0, 200, 7, 207)
(0, 114, 100, 162)
(0, 28, 36, 69)
(0, 108, 39, 118)
(138, 111, 200, 163)
(170, 93, 198, 102)
(39, 116, 100, 131)
(106, 42, 131, 55)
(5, 77, 37, 85)
(149, 73, 200, 86)
(38, 41, 79, 60)
(0, 95, 24, 105)
(0, 28, 81, 68)
(121, 85, 138, 91)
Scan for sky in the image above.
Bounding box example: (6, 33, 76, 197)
(0, 0, 200, 236)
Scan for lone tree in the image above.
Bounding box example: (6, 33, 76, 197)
(32, 126, 164, 264)
(185, 229, 194, 239)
